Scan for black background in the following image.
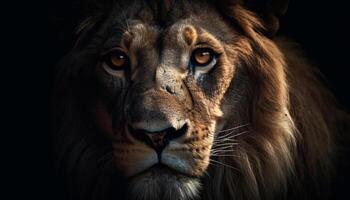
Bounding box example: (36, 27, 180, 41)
(9, 0, 350, 199)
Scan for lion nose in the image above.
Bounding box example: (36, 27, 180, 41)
(128, 123, 188, 154)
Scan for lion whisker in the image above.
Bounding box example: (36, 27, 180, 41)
(214, 130, 237, 139)
(215, 130, 249, 141)
(209, 159, 239, 171)
(215, 129, 246, 139)
(217, 123, 250, 133)
(211, 149, 237, 153)
(213, 138, 239, 144)
(210, 154, 240, 158)
(212, 142, 238, 148)
(208, 123, 249, 138)
(214, 134, 233, 141)
(212, 142, 239, 150)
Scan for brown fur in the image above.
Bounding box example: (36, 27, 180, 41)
(53, 1, 349, 200)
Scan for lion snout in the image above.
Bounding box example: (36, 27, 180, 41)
(126, 88, 188, 134)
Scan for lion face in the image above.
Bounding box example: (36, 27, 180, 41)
(93, 2, 239, 199)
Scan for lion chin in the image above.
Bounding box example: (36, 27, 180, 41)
(127, 165, 201, 200)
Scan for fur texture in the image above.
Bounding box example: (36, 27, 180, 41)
(53, 0, 349, 200)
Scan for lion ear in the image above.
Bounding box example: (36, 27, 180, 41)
(217, 0, 289, 37)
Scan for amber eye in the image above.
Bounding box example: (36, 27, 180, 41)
(191, 48, 215, 67)
(102, 49, 129, 70)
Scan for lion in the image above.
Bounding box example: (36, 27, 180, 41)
(52, 0, 350, 199)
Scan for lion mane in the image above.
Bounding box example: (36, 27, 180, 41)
(53, 0, 349, 200)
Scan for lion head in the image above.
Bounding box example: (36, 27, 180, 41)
(53, 0, 348, 199)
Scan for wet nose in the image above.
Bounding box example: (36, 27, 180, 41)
(128, 123, 188, 154)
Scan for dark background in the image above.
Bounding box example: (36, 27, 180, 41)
(12, 0, 350, 199)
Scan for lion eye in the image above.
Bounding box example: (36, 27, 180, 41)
(102, 49, 129, 70)
(191, 48, 215, 67)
